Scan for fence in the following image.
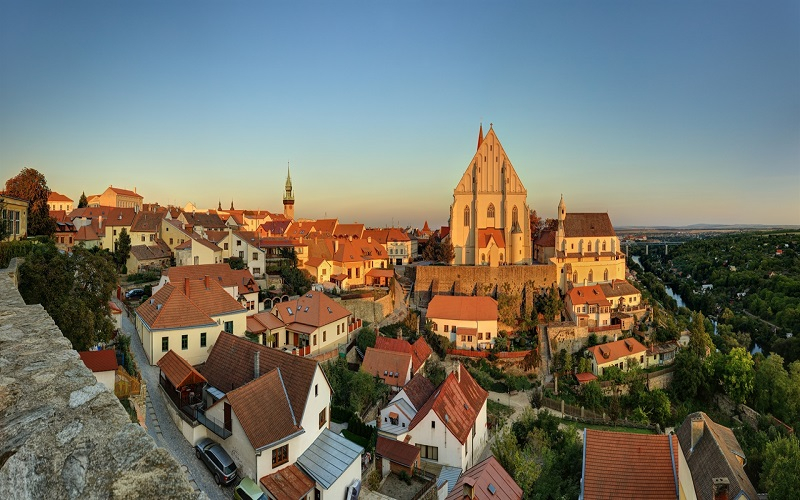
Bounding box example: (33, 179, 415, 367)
(540, 396, 657, 431)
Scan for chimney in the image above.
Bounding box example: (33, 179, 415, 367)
(204, 275, 210, 289)
(334, 240, 339, 252)
(713, 477, 730, 500)
(184, 277, 190, 297)
(254, 351, 260, 380)
(98, 215, 103, 229)
(456, 362, 461, 382)
(367, 236, 372, 243)
(462, 476, 476, 500)
(691, 415, 705, 451)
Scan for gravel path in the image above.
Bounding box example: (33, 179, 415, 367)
(116, 298, 231, 500)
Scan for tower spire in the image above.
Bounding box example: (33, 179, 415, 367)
(477, 122, 484, 151)
(283, 161, 295, 220)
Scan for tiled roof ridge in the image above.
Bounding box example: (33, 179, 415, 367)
(276, 367, 298, 426)
(183, 279, 241, 316)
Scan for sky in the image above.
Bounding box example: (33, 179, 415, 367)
(1, 1, 798, 228)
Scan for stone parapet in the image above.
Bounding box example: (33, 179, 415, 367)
(0, 271, 197, 499)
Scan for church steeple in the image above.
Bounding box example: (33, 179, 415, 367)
(283, 162, 295, 220)
(477, 123, 484, 151)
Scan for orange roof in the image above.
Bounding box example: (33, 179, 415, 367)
(361, 348, 412, 387)
(157, 350, 207, 388)
(575, 372, 597, 384)
(164, 263, 259, 295)
(534, 229, 555, 247)
(74, 224, 101, 241)
(409, 365, 487, 444)
(333, 223, 364, 239)
(363, 227, 410, 243)
(477, 228, 506, 249)
(107, 186, 143, 199)
(567, 285, 611, 307)
(48, 191, 73, 203)
(401, 375, 436, 411)
(130, 211, 166, 233)
(136, 279, 244, 330)
(564, 213, 615, 238)
(587, 338, 647, 365)
(366, 268, 395, 278)
(78, 350, 118, 372)
(273, 291, 351, 329)
(226, 368, 301, 449)
(374, 336, 432, 373)
(446, 456, 522, 500)
(260, 464, 315, 500)
(427, 295, 498, 322)
(376, 436, 420, 468)
(108, 301, 122, 313)
(247, 312, 285, 334)
(69, 206, 136, 226)
(582, 429, 680, 500)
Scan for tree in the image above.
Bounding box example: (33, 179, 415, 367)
(78, 192, 88, 208)
(114, 228, 131, 272)
(720, 347, 755, 405)
(356, 327, 376, 353)
(227, 256, 246, 270)
(529, 210, 543, 241)
(688, 311, 713, 358)
(497, 283, 522, 327)
(437, 239, 454, 264)
(581, 381, 604, 410)
(753, 354, 791, 421)
(537, 285, 563, 322)
(424, 358, 446, 386)
(671, 349, 710, 401)
(4, 167, 55, 236)
(760, 435, 800, 500)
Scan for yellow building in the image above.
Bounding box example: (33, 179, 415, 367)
(47, 191, 73, 212)
(586, 338, 647, 377)
(1, 195, 28, 241)
(88, 185, 143, 210)
(426, 295, 498, 350)
(449, 125, 532, 266)
(551, 195, 626, 292)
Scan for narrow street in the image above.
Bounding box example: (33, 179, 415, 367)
(115, 298, 231, 500)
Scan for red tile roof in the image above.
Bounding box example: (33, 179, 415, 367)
(200, 334, 320, 423)
(273, 291, 351, 329)
(361, 348, 412, 387)
(333, 223, 365, 239)
(78, 350, 118, 373)
(446, 456, 522, 500)
(374, 336, 432, 373)
(574, 372, 597, 384)
(477, 228, 506, 250)
(164, 263, 259, 295)
(157, 350, 207, 388)
(107, 186, 142, 199)
(247, 312, 285, 334)
(567, 285, 611, 307)
(427, 295, 498, 322)
(130, 240, 171, 261)
(564, 213, 616, 238)
(136, 279, 244, 330)
(74, 224, 101, 241)
(260, 464, 315, 500)
(225, 368, 301, 449)
(534, 230, 555, 247)
(376, 436, 420, 468)
(587, 338, 647, 365)
(409, 365, 487, 444)
(48, 191, 73, 202)
(401, 375, 436, 411)
(69, 206, 136, 226)
(582, 429, 680, 500)
(130, 211, 166, 233)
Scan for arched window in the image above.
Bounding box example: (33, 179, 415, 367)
(487, 204, 495, 218)
(500, 253, 504, 262)
(512, 206, 518, 226)
(464, 206, 470, 226)
(481, 254, 486, 264)
(604, 269, 609, 281)
(573, 272, 578, 283)
(588, 270, 594, 282)
(602, 240, 607, 252)
(588, 241, 592, 252)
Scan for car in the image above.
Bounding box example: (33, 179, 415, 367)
(234, 477, 267, 500)
(195, 438, 238, 485)
(125, 288, 145, 300)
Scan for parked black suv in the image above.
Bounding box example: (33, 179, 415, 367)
(125, 288, 145, 300)
(195, 438, 238, 485)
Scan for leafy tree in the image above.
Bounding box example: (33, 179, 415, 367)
(438, 238, 454, 264)
(536, 285, 563, 322)
(580, 381, 604, 410)
(114, 228, 131, 272)
(278, 247, 298, 268)
(720, 347, 755, 405)
(279, 265, 312, 296)
(4, 167, 55, 236)
(645, 389, 672, 428)
(78, 191, 88, 208)
(671, 349, 710, 401)
(760, 435, 800, 500)
(356, 327, 376, 353)
(424, 358, 446, 386)
(753, 354, 791, 421)
(688, 311, 714, 358)
(227, 256, 246, 270)
(19, 242, 117, 350)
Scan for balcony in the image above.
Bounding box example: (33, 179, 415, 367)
(195, 407, 232, 439)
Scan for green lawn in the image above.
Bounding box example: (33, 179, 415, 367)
(562, 420, 655, 435)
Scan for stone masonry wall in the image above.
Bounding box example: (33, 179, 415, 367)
(0, 262, 196, 499)
(413, 264, 557, 307)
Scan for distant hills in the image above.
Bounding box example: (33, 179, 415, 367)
(618, 224, 800, 231)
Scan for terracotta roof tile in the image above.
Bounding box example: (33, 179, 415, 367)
(446, 456, 522, 500)
(598, 279, 641, 298)
(226, 368, 301, 449)
(164, 263, 259, 295)
(567, 285, 611, 307)
(247, 312, 285, 334)
(564, 213, 616, 238)
(374, 336, 432, 373)
(362, 348, 412, 387)
(534, 230, 556, 247)
(68, 206, 136, 226)
(48, 191, 73, 202)
(376, 436, 420, 467)
(427, 296, 498, 322)
(199, 334, 319, 423)
(582, 429, 680, 500)
(157, 350, 207, 388)
(136, 279, 244, 330)
(107, 186, 142, 198)
(273, 291, 351, 329)
(130, 240, 171, 261)
(78, 350, 118, 372)
(130, 211, 166, 233)
(260, 464, 315, 500)
(477, 228, 506, 250)
(401, 375, 436, 411)
(587, 338, 647, 365)
(409, 365, 487, 444)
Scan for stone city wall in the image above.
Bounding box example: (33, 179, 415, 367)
(0, 261, 196, 500)
(547, 322, 591, 355)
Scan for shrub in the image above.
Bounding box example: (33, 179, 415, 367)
(398, 470, 411, 485)
(331, 405, 355, 424)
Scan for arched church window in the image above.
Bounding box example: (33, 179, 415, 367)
(481, 254, 486, 264)
(589, 270, 594, 282)
(512, 206, 518, 226)
(604, 269, 609, 281)
(602, 241, 607, 252)
(588, 241, 592, 252)
(464, 206, 470, 226)
(487, 204, 495, 218)
(573, 272, 578, 283)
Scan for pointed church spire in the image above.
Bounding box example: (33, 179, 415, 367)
(477, 123, 484, 151)
(230, 200, 234, 211)
(284, 162, 294, 201)
(218, 200, 222, 211)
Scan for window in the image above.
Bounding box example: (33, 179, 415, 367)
(604, 269, 608, 281)
(416, 444, 438, 461)
(464, 206, 470, 226)
(181, 335, 188, 350)
(602, 241, 607, 251)
(347, 268, 352, 279)
(239, 251, 244, 259)
(468, 336, 473, 342)
(161, 337, 169, 352)
(512, 206, 519, 226)
(313, 335, 317, 346)
(252, 252, 258, 261)
(573, 272, 578, 283)
(355, 268, 360, 278)
(486, 332, 491, 340)
(224, 242, 229, 250)
(236, 240, 241, 246)
(432, 323, 437, 332)
(253, 268, 260, 276)
(319, 408, 327, 428)
(272, 445, 288, 467)
(478, 332, 483, 340)
(246, 300, 255, 310)
(323, 331, 326, 342)
(337, 324, 340, 335)
(487, 204, 495, 218)
(444, 325, 449, 333)
(322, 268, 327, 276)
(170, 238, 174, 245)
(315, 384, 318, 396)
(141, 235, 145, 242)
(113, 229, 117, 236)
(285, 331, 289, 345)
(588, 241, 592, 252)
(224, 321, 233, 334)
(431, 421, 435, 429)
(588, 270, 594, 282)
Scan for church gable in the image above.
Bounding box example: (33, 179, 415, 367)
(454, 126, 527, 195)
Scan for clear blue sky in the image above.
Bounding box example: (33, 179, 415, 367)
(1, 1, 798, 228)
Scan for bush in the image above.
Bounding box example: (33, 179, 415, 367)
(468, 367, 495, 391)
(331, 405, 354, 424)
(126, 270, 160, 284)
(398, 470, 411, 485)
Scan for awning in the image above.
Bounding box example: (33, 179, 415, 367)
(388, 411, 399, 419)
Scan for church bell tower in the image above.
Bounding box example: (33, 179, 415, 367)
(283, 163, 295, 220)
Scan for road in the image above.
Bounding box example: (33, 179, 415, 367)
(115, 298, 231, 500)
